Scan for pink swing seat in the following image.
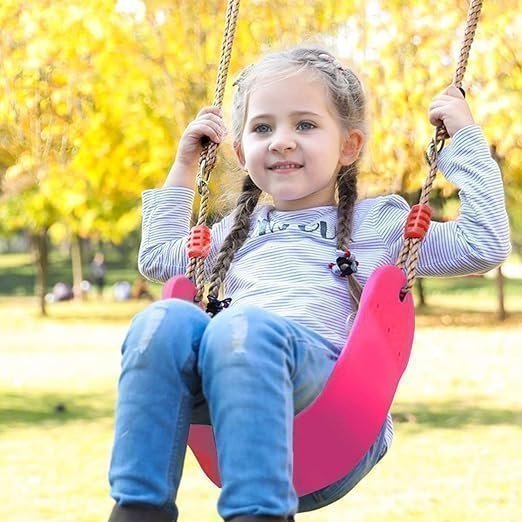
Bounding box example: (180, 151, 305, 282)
(162, 264, 414, 496)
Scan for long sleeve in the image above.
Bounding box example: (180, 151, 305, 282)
(368, 125, 511, 277)
(138, 187, 235, 283)
(137, 187, 194, 282)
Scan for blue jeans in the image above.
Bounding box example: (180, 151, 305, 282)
(109, 299, 388, 519)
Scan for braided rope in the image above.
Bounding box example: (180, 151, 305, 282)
(397, 0, 483, 295)
(185, 0, 241, 301)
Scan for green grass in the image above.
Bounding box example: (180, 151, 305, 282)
(0, 251, 154, 297)
(1, 253, 521, 521)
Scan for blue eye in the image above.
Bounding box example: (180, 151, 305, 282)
(253, 123, 271, 133)
(297, 121, 316, 130)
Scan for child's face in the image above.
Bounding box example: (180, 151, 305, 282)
(235, 70, 363, 210)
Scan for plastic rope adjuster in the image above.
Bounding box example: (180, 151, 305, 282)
(187, 225, 211, 258)
(404, 204, 432, 239)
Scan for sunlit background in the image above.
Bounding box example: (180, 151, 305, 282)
(1, 1, 520, 521)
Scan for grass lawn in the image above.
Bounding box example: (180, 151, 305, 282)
(1, 255, 521, 521)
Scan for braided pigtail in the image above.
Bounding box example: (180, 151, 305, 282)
(337, 163, 363, 307)
(230, 46, 367, 314)
(206, 175, 261, 312)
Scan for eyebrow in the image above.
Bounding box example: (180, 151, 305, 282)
(248, 110, 323, 121)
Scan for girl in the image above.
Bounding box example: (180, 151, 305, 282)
(108, 47, 510, 522)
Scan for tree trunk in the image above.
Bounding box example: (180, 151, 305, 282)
(496, 265, 506, 321)
(415, 278, 427, 308)
(71, 234, 84, 299)
(490, 146, 507, 322)
(32, 229, 49, 316)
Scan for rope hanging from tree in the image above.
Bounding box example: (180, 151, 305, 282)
(185, 0, 241, 301)
(396, 0, 483, 295)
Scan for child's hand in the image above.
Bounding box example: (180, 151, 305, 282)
(176, 106, 227, 167)
(428, 85, 475, 137)
(165, 106, 227, 188)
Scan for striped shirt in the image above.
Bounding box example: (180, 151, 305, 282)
(139, 124, 511, 448)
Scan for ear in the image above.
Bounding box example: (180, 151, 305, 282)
(234, 141, 246, 169)
(339, 129, 365, 166)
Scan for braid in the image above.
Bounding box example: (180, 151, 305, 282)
(337, 163, 363, 307)
(207, 175, 261, 302)
(230, 46, 367, 312)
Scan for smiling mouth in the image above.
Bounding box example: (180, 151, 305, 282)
(268, 163, 303, 171)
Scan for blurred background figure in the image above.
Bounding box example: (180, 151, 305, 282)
(112, 277, 155, 302)
(45, 282, 74, 303)
(113, 280, 132, 302)
(90, 252, 106, 298)
(131, 276, 155, 301)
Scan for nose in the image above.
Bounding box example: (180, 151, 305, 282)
(268, 130, 297, 153)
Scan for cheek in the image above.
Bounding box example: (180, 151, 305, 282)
(244, 142, 264, 164)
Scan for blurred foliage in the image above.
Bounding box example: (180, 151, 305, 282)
(0, 0, 520, 246)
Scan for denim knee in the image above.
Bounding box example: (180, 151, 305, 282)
(123, 298, 209, 374)
(198, 305, 290, 369)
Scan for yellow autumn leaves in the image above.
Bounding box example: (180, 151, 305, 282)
(0, 0, 520, 244)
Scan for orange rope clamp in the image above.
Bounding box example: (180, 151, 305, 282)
(404, 204, 432, 239)
(187, 225, 211, 258)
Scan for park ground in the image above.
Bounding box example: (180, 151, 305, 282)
(0, 253, 521, 521)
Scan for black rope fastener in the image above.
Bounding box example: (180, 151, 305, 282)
(329, 251, 359, 278)
(206, 296, 232, 317)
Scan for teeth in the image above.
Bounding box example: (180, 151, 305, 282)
(272, 164, 300, 169)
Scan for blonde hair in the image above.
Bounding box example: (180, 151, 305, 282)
(207, 46, 367, 311)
